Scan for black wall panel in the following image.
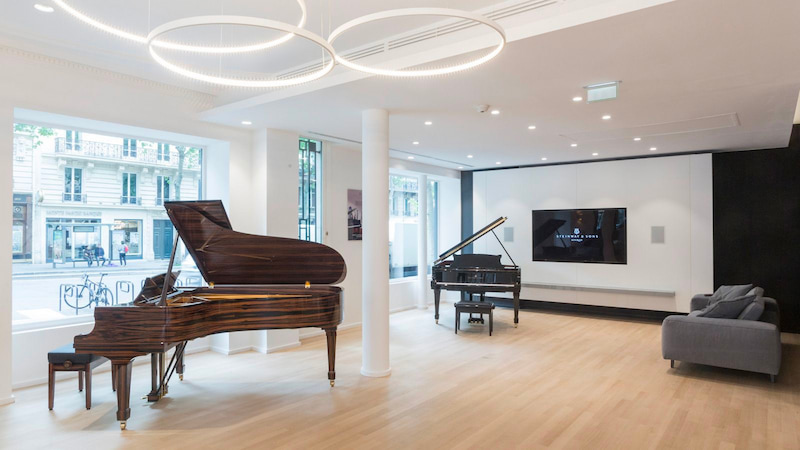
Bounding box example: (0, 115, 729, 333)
(713, 143, 800, 332)
(460, 171, 473, 254)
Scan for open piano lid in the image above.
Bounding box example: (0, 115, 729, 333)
(165, 200, 346, 286)
(434, 217, 507, 265)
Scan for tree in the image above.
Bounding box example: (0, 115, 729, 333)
(13, 123, 54, 149)
(173, 146, 201, 200)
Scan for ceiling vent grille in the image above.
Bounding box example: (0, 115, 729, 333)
(276, 0, 559, 80)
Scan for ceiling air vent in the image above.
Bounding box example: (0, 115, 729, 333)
(585, 81, 619, 103)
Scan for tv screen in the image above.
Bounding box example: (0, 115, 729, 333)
(532, 208, 627, 264)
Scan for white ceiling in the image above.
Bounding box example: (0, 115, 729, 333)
(2, 0, 800, 169)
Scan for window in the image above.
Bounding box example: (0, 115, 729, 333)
(157, 143, 170, 161)
(298, 137, 323, 242)
(388, 176, 440, 279)
(389, 175, 419, 279)
(65, 130, 81, 150)
(427, 180, 439, 274)
(121, 172, 137, 204)
(63, 167, 83, 202)
(156, 175, 171, 205)
(123, 138, 137, 158)
(12, 121, 206, 329)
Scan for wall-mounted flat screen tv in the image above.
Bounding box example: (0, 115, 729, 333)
(532, 208, 627, 264)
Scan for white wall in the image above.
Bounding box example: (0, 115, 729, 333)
(0, 46, 253, 389)
(472, 154, 713, 312)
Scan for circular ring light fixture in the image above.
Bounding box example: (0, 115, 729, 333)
(53, 0, 307, 54)
(147, 16, 336, 88)
(328, 8, 506, 77)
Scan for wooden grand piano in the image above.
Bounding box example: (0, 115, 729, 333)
(431, 217, 521, 327)
(74, 201, 346, 430)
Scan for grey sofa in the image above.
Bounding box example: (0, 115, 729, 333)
(662, 291, 781, 381)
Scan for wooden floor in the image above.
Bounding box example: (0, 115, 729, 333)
(3, 304, 800, 449)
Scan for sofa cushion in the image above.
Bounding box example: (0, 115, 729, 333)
(697, 294, 757, 319)
(710, 284, 754, 303)
(746, 287, 765, 298)
(738, 297, 765, 321)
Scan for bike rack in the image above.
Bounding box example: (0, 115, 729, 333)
(115, 280, 135, 305)
(59, 283, 94, 315)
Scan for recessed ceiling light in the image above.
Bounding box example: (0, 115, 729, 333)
(458, 166, 464, 169)
(241, 120, 252, 125)
(495, 161, 501, 165)
(592, 152, 599, 156)
(490, 110, 500, 115)
(571, 143, 578, 147)
(408, 156, 415, 160)
(34, 4, 54, 13)
(424, 121, 433, 125)
(572, 96, 583, 102)
(412, 141, 419, 145)
(602, 115, 612, 120)
(467, 154, 474, 158)
(528, 125, 536, 130)
(541, 157, 547, 161)
(633, 137, 641, 141)
(650, 147, 657, 151)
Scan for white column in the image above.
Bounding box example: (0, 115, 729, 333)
(0, 106, 14, 405)
(361, 109, 391, 377)
(416, 174, 428, 309)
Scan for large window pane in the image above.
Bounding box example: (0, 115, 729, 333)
(11, 122, 204, 328)
(389, 175, 419, 279)
(298, 138, 323, 243)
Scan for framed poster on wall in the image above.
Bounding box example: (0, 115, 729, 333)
(347, 189, 362, 241)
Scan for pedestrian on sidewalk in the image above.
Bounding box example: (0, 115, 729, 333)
(94, 245, 107, 266)
(118, 241, 128, 266)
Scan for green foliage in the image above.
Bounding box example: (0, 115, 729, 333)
(13, 123, 54, 149)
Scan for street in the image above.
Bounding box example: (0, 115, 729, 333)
(11, 259, 202, 325)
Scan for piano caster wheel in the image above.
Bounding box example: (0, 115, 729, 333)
(514, 323, 518, 328)
(435, 320, 438, 324)
(120, 421, 127, 431)
(179, 374, 184, 381)
(330, 380, 335, 387)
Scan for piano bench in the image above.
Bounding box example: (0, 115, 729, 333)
(454, 301, 495, 336)
(47, 344, 111, 411)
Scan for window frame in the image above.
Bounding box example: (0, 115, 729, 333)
(121, 172, 138, 204)
(63, 166, 83, 202)
(298, 137, 323, 243)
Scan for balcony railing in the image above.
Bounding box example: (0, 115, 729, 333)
(120, 196, 142, 205)
(63, 193, 88, 203)
(54, 138, 200, 170)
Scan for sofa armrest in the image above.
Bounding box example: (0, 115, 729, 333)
(662, 314, 781, 375)
(690, 294, 713, 312)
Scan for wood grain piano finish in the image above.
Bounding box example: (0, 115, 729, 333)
(431, 217, 521, 326)
(73, 201, 347, 429)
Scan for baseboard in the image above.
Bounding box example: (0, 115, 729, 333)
(299, 322, 361, 341)
(488, 297, 679, 322)
(360, 367, 391, 377)
(264, 341, 302, 354)
(0, 395, 15, 406)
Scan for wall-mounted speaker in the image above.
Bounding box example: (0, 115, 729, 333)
(651, 226, 665, 244)
(504, 227, 514, 242)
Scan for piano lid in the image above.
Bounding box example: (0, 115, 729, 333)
(434, 217, 507, 265)
(165, 201, 346, 286)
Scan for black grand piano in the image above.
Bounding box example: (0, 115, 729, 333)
(431, 217, 521, 327)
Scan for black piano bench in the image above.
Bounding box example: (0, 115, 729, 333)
(48, 344, 111, 410)
(455, 301, 495, 336)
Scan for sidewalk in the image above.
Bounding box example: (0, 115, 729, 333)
(13, 259, 172, 277)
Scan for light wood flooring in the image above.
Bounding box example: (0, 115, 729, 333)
(2, 304, 800, 449)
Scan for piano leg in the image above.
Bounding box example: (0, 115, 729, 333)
(147, 353, 159, 402)
(112, 359, 133, 430)
(513, 290, 520, 328)
(325, 328, 337, 387)
(434, 288, 441, 324)
(177, 342, 186, 381)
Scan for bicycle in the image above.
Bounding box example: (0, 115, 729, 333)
(74, 273, 115, 307)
